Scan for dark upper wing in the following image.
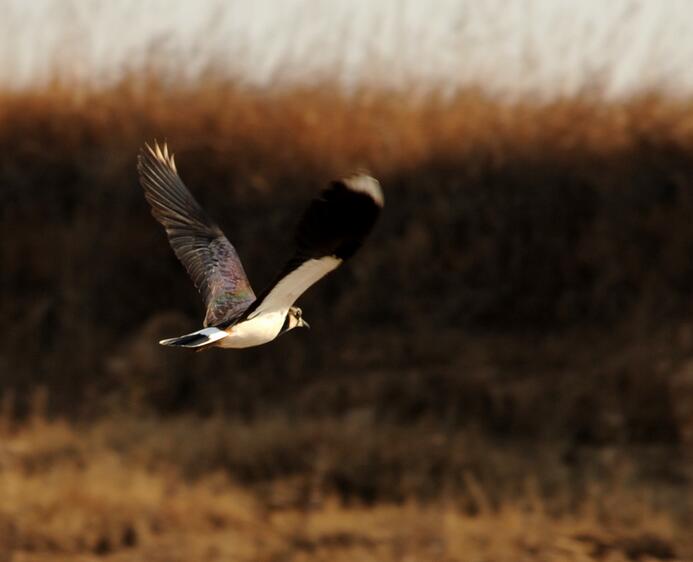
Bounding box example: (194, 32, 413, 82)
(242, 173, 384, 320)
(137, 141, 255, 326)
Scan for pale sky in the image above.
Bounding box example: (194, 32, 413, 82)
(2, 0, 693, 100)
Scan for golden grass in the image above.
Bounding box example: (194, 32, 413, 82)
(0, 415, 689, 562)
(5, 79, 693, 181)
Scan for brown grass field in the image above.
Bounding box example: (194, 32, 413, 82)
(1, 79, 693, 560)
(0, 410, 689, 562)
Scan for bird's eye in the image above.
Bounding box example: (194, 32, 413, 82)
(295, 309, 302, 318)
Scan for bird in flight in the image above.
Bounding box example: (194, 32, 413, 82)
(137, 141, 383, 350)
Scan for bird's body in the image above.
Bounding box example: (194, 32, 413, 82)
(137, 142, 383, 350)
(221, 311, 287, 348)
(160, 314, 284, 349)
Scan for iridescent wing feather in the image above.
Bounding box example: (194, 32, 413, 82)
(137, 142, 255, 326)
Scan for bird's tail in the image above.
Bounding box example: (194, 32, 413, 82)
(159, 327, 227, 349)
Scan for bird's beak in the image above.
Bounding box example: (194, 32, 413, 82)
(300, 319, 310, 330)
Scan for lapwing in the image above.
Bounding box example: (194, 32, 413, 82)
(137, 141, 384, 350)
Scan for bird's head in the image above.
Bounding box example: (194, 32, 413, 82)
(282, 306, 310, 334)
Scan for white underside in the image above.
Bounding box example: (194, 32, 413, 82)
(217, 310, 288, 348)
(219, 256, 342, 348)
(248, 256, 342, 319)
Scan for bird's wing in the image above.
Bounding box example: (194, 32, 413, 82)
(137, 141, 255, 327)
(242, 174, 384, 320)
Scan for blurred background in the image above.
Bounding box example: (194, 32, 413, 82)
(1, 1, 692, 560)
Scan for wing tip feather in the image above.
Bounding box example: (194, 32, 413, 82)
(140, 139, 177, 174)
(342, 173, 384, 207)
